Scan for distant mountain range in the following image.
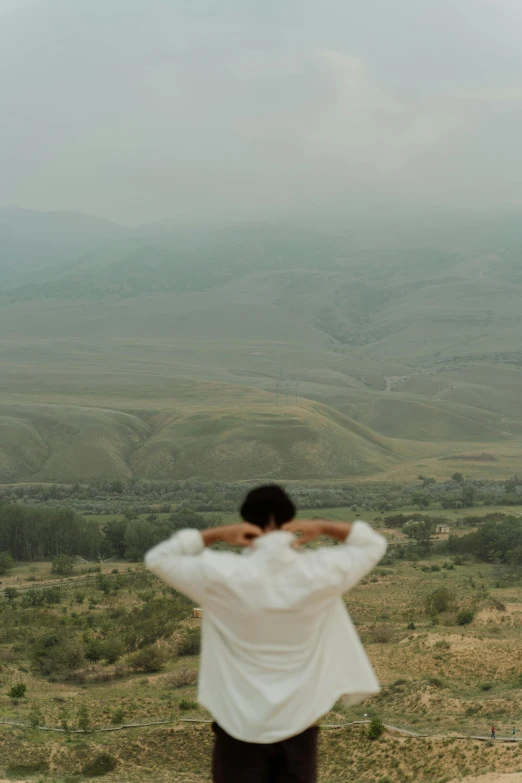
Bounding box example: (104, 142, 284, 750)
(1, 205, 522, 482)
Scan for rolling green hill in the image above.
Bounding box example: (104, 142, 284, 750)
(1, 208, 522, 482)
(0, 385, 426, 482)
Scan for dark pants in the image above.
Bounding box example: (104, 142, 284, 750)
(212, 722, 319, 783)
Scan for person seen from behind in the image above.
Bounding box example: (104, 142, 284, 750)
(145, 484, 387, 783)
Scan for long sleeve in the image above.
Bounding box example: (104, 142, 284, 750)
(308, 521, 387, 596)
(144, 528, 208, 604)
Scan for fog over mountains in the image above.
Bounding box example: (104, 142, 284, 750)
(1, 205, 522, 482)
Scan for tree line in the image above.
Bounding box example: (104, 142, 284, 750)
(2, 475, 521, 519)
(0, 503, 213, 563)
(0, 504, 103, 562)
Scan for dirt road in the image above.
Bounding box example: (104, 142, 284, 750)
(453, 775, 522, 783)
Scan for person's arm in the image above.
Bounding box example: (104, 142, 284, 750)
(283, 518, 387, 594)
(144, 523, 261, 601)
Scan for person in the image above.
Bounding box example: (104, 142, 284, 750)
(513, 726, 516, 738)
(145, 484, 387, 783)
(491, 726, 496, 740)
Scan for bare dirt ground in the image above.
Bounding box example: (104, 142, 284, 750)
(453, 775, 522, 783)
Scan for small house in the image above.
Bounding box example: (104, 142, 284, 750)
(193, 608, 203, 619)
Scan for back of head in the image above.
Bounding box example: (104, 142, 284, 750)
(240, 484, 296, 530)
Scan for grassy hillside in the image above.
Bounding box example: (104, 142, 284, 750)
(2, 211, 522, 482)
(0, 384, 420, 482)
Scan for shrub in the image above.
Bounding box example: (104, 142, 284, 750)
(28, 704, 43, 728)
(61, 644, 85, 670)
(407, 621, 416, 630)
(179, 698, 198, 711)
(21, 589, 46, 607)
(111, 708, 126, 725)
(369, 626, 393, 644)
(4, 586, 18, 601)
(51, 555, 75, 576)
(367, 716, 385, 740)
(85, 639, 104, 663)
(129, 646, 165, 672)
(82, 752, 118, 777)
(177, 629, 201, 656)
(32, 633, 85, 675)
(481, 682, 493, 691)
(424, 587, 454, 615)
(8, 683, 27, 699)
(101, 638, 125, 664)
(428, 677, 444, 688)
(457, 609, 475, 626)
(78, 704, 91, 732)
(452, 555, 469, 566)
(168, 669, 198, 688)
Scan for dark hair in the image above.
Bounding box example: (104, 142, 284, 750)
(240, 484, 296, 530)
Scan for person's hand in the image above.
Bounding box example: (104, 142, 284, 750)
(281, 519, 324, 546)
(216, 523, 263, 547)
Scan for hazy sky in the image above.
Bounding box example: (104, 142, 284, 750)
(2, 0, 522, 225)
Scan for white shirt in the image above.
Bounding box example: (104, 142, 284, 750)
(145, 520, 387, 744)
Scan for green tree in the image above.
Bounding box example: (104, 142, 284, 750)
(124, 507, 139, 522)
(100, 638, 125, 664)
(0, 551, 14, 576)
(411, 492, 431, 510)
(403, 520, 433, 555)
(124, 519, 157, 561)
(452, 472, 464, 484)
(367, 716, 385, 740)
(109, 479, 124, 494)
(4, 586, 18, 601)
(168, 508, 208, 531)
(461, 485, 477, 507)
(103, 519, 127, 558)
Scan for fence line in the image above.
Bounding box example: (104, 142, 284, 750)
(179, 719, 521, 742)
(1, 717, 520, 742)
(0, 569, 141, 596)
(0, 718, 169, 734)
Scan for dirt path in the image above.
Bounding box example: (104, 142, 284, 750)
(452, 775, 522, 783)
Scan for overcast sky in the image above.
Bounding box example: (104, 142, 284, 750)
(2, 0, 522, 225)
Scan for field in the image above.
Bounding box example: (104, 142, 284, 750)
(1, 508, 522, 783)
